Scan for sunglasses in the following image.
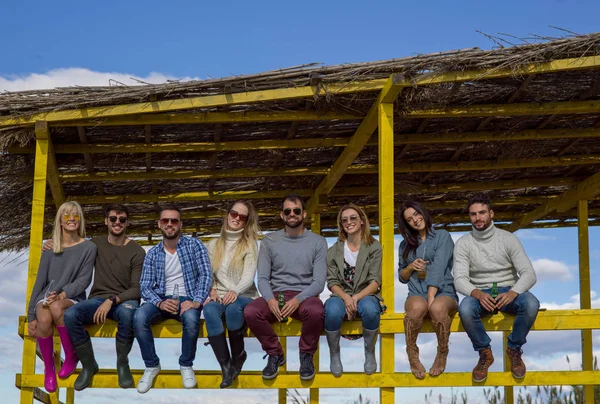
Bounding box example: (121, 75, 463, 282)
(229, 210, 248, 222)
(109, 216, 127, 224)
(283, 208, 302, 216)
(160, 218, 180, 225)
(341, 215, 360, 224)
(63, 213, 80, 222)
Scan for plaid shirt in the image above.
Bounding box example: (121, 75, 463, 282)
(140, 236, 212, 306)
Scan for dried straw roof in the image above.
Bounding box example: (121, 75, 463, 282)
(1, 32, 600, 250)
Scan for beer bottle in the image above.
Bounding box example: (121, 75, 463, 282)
(491, 282, 498, 314)
(278, 292, 288, 323)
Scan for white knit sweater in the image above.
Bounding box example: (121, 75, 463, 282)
(453, 223, 537, 296)
(206, 229, 259, 299)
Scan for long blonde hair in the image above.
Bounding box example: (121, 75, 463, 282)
(52, 201, 86, 253)
(336, 203, 375, 246)
(211, 200, 260, 272)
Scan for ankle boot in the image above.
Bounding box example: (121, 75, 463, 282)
(37, 336, 57, 392)
(430, 317, 452, 376)
(56, 326, 78, 379)
(208, 332, 238, 388)
(228, 328, 247, 374)
(73, 335, 98, 391)
(325, 329, 343, 376)
(404, 315, 426, 379)
(116, 339, 134, 388)
(363, 328, 378, 375)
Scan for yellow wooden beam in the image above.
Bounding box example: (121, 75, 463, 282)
(16, 370, 600, 390)
(35, 122, 65, 208)
(3, 55, 600, 127)
(55, 177, 580, 205)
(18, 309, 600, 338)
(51, 154, 600, 183)
(509, 171, 600, 231)
(305, 74, 405, 216)
(50, 110, 361, 126)
(10, 127, 600, 156)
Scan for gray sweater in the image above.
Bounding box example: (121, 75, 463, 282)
(257, 229, 327, 303)
(28, 240, 97, 321)
(453, 223, 537, 297)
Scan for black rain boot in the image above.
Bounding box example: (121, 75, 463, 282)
(228, 328, 247, 374)
(73, 334, 99, 391)
(116, 338, 134, 388)
(208, 332, 238, 388)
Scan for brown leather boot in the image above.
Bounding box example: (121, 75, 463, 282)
(472, 347, 494, 382)
(430, 317, 451, 376)
(404, 315, 426, 379)
(506, 347, 526, 378)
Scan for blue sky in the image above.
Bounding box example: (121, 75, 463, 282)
(1, 1, 600, 403)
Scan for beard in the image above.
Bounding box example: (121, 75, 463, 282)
(109, 226, 125, 237)
(160, 227, 180, 240)
(473, 218, 492, 230)
(283, 216, 304, 229)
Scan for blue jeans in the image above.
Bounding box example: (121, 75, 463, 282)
(64, 297, 139, 344)
(133, 296, 201, 367)
(324, 295, 381, 331)
(458, 287, 540, 351)
(203, 296, 253, 336)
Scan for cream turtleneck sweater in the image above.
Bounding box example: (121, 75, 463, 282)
(453, 223, 537, 297)
(206, 229, 259, 299)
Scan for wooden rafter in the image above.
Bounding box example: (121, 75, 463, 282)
(35, 122, 64, 208)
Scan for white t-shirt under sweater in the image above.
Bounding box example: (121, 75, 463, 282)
(207, 229, 259, 299)
(453, 223, 537, 297)
(344, 241, 359, 267)
(164, 249, 187, 297)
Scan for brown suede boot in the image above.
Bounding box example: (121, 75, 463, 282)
(506, 347, 526, 378)
(430, 317, 451, 376)
(404, 315, 426, 379)
(472, 347, 494, 382)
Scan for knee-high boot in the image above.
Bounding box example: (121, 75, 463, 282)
(37, 336, 57, 392)
(404, 315, 426, 379)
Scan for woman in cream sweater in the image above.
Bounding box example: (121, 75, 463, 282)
(204, 200, 260, 388)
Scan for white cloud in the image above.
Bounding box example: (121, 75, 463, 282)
(540, 291, 600, 310)
(532, 258, 573, 282)
(0, 68, 199, 92)
(516, 229, 556, 241)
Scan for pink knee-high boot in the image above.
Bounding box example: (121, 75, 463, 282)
(57, 326, 78, 378)
(37, 336, 57, 392)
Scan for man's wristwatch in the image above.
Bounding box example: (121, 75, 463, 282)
(109, 296, 118, 305)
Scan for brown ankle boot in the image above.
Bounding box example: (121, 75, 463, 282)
(430, 317, 451, 376)
(404, 316, 426, 379)
(506, 347, 526, 378)
(472, 347, 494, 382)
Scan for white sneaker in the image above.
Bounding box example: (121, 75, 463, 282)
(180, 365, 197, 388)
(137, 365, 160, 394)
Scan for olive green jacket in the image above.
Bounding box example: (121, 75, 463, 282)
(326, 239, 383, 301)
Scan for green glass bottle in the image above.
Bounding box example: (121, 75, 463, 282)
(278, 292, 288, 323)
(491, 282, 499, 314)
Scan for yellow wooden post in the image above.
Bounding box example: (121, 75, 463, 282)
(578, 200, 594, 404)
(278, 337, 287, 404)
(21, 122, 50, 404)
(310, 213, 321, 404)
(378, 101, 395, 404)
(502, 331, 514, 404)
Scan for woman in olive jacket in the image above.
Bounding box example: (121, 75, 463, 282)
(324, 203, 383, 376)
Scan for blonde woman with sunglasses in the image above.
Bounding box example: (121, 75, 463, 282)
(324, 203, 383, 376)
(204, 200, 260, 388)
(27, 201, 97, 393)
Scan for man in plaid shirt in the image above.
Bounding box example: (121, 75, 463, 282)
(133, 204, 212, 393)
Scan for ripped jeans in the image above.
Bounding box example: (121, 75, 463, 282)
(64, 297, 139, 344)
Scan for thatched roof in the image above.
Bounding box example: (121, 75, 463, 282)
(1, 32, 600, 250)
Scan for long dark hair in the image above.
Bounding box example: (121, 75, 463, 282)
(397, 200, 433, 261)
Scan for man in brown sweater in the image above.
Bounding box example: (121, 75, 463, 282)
(61, 204, 146, 390)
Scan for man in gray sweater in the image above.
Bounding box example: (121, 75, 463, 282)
(244, 194, 327, 381)
(454, 194, 539, 382)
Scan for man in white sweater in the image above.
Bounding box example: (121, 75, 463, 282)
(454, 194, 539, 383)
